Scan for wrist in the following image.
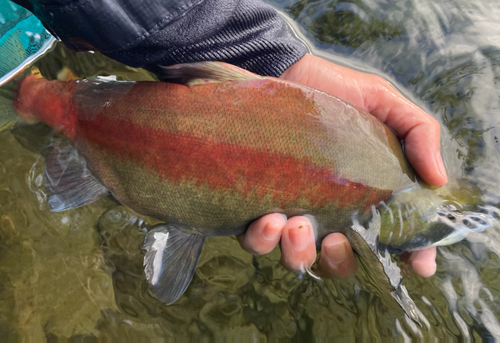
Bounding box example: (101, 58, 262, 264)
(280, 53, 315, 84)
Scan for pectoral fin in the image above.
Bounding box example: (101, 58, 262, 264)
(44, 138, 109, 211)
(142, 225, 205, 305)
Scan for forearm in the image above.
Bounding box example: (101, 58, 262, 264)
(13, 0, 308, 77)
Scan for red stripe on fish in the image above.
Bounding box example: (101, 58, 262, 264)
(77, 115, 391, 209)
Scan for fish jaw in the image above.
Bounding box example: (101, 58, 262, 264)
(13, 73, 77, 140)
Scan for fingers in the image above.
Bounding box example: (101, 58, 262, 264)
(239, 215, 318, 273)
(401, 247, 437, 278)
(314, 233, 357, 278)
(365, 77, 447, 186)
(404, 124, 446, 186)
(238, 213, 436, 279)
(236, 213, 286, 255)
(280, 216, 317, 272)
(238, 215, 357, 277)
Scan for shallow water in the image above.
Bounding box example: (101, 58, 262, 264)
(0, 0, 500, 339)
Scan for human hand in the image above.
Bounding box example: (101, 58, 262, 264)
(238, 53, 445, 278)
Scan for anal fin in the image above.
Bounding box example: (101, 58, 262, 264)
(45, 138, 109, 211)
(142, 225, 205, 305)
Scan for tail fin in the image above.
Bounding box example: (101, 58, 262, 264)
(0, 80, 23, 132)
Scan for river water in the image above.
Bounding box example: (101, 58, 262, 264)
(0, 0, 499, 340)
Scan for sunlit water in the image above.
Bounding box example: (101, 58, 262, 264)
(0, 0, 499, 339)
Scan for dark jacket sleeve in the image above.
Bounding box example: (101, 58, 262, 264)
(13, 0, 307, 77)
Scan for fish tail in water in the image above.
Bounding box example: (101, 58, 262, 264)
(431, 204, 498, 246)
(142, 224, 205, 304)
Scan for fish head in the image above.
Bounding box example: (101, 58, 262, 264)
(12, 67, 45, 123)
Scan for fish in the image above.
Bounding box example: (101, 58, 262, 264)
(0, 62, 496, 325)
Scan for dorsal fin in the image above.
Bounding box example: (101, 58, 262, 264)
(152, 61, 262, 87)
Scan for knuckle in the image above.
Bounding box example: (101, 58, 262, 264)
(429, 116, 440, 130)
(420, 115, 440, 134)
(372, 74, 386, 85)
(372, 75, 393, 91)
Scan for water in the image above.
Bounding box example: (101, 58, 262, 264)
(0, 0, 499, 339)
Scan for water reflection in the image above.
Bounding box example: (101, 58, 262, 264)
(285, 0, 403, 50)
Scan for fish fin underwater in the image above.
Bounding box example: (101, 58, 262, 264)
(142, 224, 205, 305)
(44, 137, 110, 211)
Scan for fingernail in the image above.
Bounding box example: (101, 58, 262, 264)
(277, 213, 288, 221)
(289, 225, 311, 251)
(435, 151, 447, 179)
(263, 222, 281, 241)
(325, 241, 347, 264)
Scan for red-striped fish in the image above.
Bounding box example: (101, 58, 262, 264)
(1, 62, 495, 324)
